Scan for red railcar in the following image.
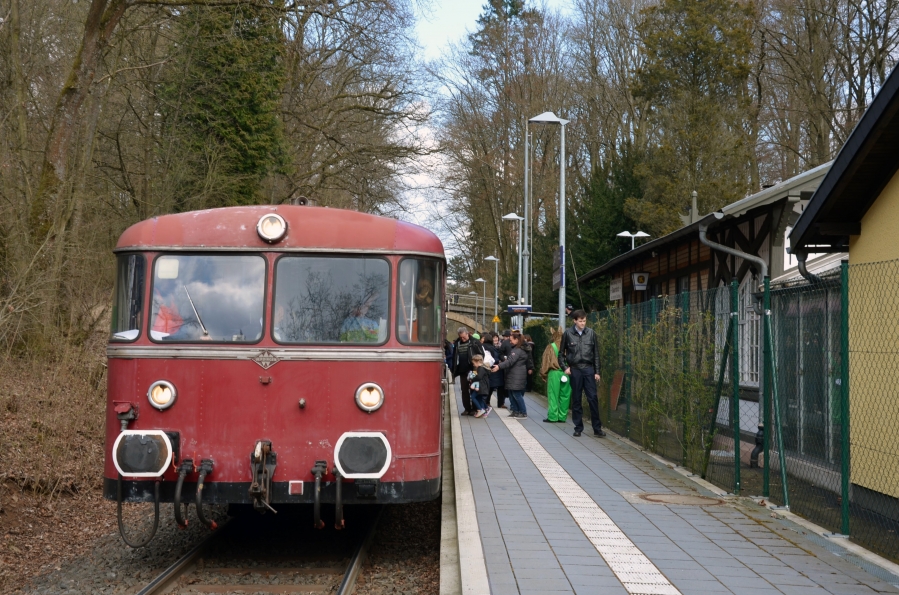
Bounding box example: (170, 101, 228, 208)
(104, 205, 446, 540)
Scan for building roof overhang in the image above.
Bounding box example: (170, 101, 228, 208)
(790, 63, 899, 252)
(578, 163, 831, 284)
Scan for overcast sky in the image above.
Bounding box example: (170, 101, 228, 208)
(414, 0, 571, 61)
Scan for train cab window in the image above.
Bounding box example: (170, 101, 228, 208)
(150, 255, 266, 342)
(396, 258, 443, 345)
(111, 254, 146, 341)
(273, 256, 390, 344)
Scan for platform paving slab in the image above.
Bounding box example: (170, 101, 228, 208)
(452, 381, 899, 595)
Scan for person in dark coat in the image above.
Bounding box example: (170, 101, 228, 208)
(492, 331, 533, 418)
(558, 310, 605, 437)
(452, 326, 485, 415)
(482, 332, 506, 408)
(444, 339, 454, 371)
(500, 330, 512, 360)
(523, 334, 536, 392)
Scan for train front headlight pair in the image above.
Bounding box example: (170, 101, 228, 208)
(355, 383, 384, 413)
(147, 379, 383, 412)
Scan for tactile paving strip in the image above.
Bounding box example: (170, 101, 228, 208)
(500, 416, 682, 595)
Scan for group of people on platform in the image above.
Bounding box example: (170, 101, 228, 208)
(444, 308, 605, 438)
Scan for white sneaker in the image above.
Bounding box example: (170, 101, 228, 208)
(483, 406, 492, 418)
(474, 410, 485, 418)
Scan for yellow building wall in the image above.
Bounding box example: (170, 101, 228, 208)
(848, 167, 899, 496)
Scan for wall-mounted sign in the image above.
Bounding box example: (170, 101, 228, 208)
(610, 278, 623, 301)
(632, 272, 650, 291)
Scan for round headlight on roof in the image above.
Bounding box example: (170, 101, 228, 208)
(355, 383, 384, 413)
(257, 213, 287, 243)
(148, 380, 177, 410)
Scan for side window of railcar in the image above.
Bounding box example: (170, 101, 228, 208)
(111, 254, 146, 341)
(273, 257, 389, 344)
(150, 255, 266, 343)
(396, 258, 443, 345)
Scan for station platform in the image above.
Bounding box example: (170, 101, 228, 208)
(447, 382, 899, 595)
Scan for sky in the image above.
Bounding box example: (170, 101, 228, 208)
(414, 0, 572, 61)
(414, 0, 488, 60)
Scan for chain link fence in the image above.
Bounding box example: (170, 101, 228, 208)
(524, 259, 899, 562)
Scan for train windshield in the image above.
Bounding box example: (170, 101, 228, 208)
(273, 256, 390, 344)
(150, 255, 266, 342)
(111, 254, 146, 341)
(396, 258, 443, 345)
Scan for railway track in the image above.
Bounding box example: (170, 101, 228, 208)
(136, 506, 382, 595)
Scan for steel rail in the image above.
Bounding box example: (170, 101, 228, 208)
(137, 507, 382, 595)
(135, 520, 230, 595)
(336, 507, 383, 595)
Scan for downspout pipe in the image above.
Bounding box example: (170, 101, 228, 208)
(795, 251, 822, 283)
(699, 217, 768, 281)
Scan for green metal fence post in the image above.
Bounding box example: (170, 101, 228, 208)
(682, 291, 689, 466)
(703, 306, 733, 480)
(650, 296, 658, 451)
(764, 291, 790, 509)
(731, 279, 741, 495)
(763, 277, 772, 498)
(840, 260, 850, 535)
(626, 303, 632, 438)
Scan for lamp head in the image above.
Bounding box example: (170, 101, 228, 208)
(634, 231, 651, 238)
(616, 231, 632, 238)
(529, 111, 570, 126)
(484, 255, 498, 262)
(502, 212, 524, 221)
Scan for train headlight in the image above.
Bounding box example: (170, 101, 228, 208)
(257, 213, 287, 243)
(355, 383, 384, 413)
(148, 380, 177, 410)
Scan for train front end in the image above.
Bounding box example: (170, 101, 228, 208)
(103, 206, 446, 542)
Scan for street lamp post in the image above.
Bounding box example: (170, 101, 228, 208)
(468, 291, 478, 331)
(484, 256, 499, 332)
(616, 230, 651, 251)
(475, 278, 487, 331)
(502, 212, 525, 326)
(529, 112, 569, 327)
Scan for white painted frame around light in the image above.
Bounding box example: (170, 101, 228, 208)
(112, 430, 173, 478)
(333, 431, 391, 479)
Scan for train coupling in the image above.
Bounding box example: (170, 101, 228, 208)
(249, 440, 277, 514)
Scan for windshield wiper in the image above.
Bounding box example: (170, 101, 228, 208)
(183, 286, 209, 336)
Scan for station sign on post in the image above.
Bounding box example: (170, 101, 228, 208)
(552, 245, 564, 290)
(507, 304, 532, 314)
(610, 278, 623, 301)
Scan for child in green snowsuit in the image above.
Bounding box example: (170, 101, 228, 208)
(540, 327, 571, 422)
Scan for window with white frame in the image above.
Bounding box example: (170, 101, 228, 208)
(739, 277, 760, 387)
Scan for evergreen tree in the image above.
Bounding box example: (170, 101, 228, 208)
(628, 0, 755, 235)
(570, 148, 641, 309)
(161, 2, 288, 210)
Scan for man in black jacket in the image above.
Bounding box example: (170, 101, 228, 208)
(452, 326, 485, 415)
(558, 310, 605, 437)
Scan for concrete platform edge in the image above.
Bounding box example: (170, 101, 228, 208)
(449, 379, 490, 595)
(440, 384, 462, 595)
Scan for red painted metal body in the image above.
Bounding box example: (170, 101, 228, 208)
(104, 206, 446, 504)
